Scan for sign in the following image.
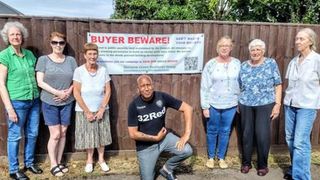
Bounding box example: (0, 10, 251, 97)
(87, 33, 204, 74)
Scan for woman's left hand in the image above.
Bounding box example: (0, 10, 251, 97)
(94, 108, 105, 121)
(270, 103, 281, 120)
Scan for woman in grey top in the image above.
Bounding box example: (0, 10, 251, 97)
(36, 32, 77, 177)
(284, 28, 320, 180)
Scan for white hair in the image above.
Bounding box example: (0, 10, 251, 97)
(297, 28, 317, 51)
(1, 21, 29, 45)
(248, 39, 266, 51)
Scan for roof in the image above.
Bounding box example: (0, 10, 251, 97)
(0, 1, 23, 15)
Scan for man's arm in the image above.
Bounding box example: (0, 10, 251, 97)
(128, 126, 167, 142)
(176, 101, 193, 151)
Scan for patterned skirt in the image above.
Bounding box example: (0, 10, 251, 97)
(75, 110, 112, 150)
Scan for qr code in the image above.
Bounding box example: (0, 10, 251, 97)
(184, 57, 198, 70)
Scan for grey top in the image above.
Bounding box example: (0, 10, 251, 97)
(36, 55, 78, 106)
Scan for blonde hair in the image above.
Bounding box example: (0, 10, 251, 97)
(216, 36, 233, 53)
(83, 43, 98, 54)
(297, 28, 317, 51)
(50, 31, 66, 41)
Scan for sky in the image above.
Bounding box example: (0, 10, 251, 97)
(1, 0, 114, 19)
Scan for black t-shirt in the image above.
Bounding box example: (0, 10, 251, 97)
(128, 91, 182, 151)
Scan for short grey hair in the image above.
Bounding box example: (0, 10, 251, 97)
(248, 39, 266, 51)
(1, 21, 29, 45)
(297, 28, 317, 51)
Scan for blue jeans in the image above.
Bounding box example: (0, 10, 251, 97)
(7, 98, 40, 174)
(285, 105, 317, 180)
(137, 132, 193, 180)
(206, 106, 236, 159)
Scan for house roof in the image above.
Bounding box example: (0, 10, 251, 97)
(0, 1, 23, 15)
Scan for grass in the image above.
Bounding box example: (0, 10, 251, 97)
(1, 151, 320, 179)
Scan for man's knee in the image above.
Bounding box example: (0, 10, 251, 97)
(182, 143, 193, 157)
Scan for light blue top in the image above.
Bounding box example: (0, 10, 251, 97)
(200, 57, 241, 109)
(284, 51, 320, 109)
(239, 58, 282, 106)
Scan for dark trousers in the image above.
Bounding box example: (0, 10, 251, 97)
(239, 103, 274, 169)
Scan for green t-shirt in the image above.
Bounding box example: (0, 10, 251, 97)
(0, 45, 39, 100)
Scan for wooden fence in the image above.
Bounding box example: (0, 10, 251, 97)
(0, 15, 320, 156)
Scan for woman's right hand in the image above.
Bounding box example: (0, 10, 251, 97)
(53, 90, 69, 102)
(7, 108, 18, 123)
(203, 109, 210, 118)
(84, 111, 95, 122)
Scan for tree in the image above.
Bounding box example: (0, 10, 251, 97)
(112, 0, 320, 24)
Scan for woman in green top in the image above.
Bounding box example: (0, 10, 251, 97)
(0, 21, 42, 180)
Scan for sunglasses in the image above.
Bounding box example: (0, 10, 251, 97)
(51, 41, 66, 45)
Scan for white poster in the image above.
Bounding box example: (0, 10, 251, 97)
(87, 33, 204, 74)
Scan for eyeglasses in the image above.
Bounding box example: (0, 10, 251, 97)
(51, 41, 66, 45)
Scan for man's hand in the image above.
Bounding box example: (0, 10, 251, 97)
(176, 134, 190, 151)
(156, 127, 167, 141)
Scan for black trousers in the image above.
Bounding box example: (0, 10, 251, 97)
(239, 103, 274, 169)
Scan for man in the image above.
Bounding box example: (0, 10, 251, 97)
(128, 75, 193, 180)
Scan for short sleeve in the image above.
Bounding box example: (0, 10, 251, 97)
(73, 67, 81, 83)
(35, 56, 46, 72)
(70, 56, 78, 71)
(271, 59, 282, 85)
(161, 92, 182, 110)
(0, 50, 9, 67)
(104, 66, 111, 82)
(127, 101, 138, 127)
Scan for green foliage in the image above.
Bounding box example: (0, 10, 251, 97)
(112, 0, 320, 24)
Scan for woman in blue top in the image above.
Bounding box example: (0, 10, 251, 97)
(238, 39, 282, 176)
(201, 36, 240, 169)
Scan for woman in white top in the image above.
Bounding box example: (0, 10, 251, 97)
(73, 43, 112, 173)
(200, 36, 240, 169)
(284, 28, 320, 180)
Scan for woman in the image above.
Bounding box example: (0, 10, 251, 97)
(35, 32, 77, 177)
(238, 39, 282, 176)
(0, 22, 42, 179)
(200, 36, 240, 169)
(73, 43, 112, 173)
(284, 28, 320, 180)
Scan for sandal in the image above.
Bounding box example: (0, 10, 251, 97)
(58, 164, 69, 173)
(50, 166, 64, 177)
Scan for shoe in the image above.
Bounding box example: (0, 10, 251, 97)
(240, 165, 252, 174)
(50, 166, 64, 177)
(24, 165, 43, 174)
(9, 171, 29, 180)
(257, 167, 269, 176)
(58, 164, 69, 173)
(85, 163, 93, 173)
(218, 159, 228, 169)
(205, 159, 214, 169)
(98, 162, 110, 172)
(159, 167, 177, 180)
(283, 173, 293, 180)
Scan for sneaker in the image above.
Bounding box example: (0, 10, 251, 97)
(99, 162, 110, 172)
(159, 168, 177, 180)
(218, 159, 228, 169)
(205, 159, 214, 169)
(84, 163, 93, 173)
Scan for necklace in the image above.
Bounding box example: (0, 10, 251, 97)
(85, 64, 98, 77)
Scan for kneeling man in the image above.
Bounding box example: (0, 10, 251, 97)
(128, 75, 193, 180)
